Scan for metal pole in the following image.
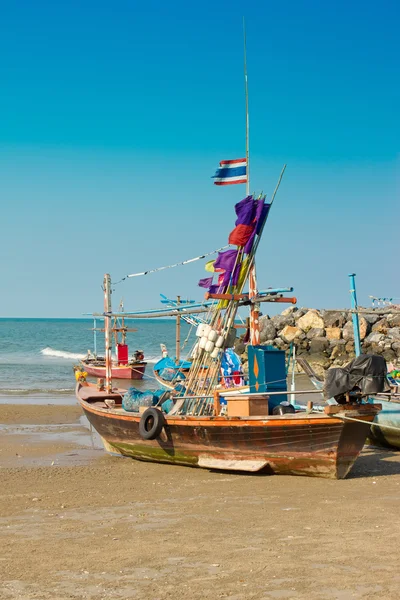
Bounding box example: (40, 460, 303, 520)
(243, 16, 250, 195)
(93, 317, 97, 356)
(176, 295, 181, 365)
(348, 273, 361, 357)
(290, 345, 296, 405)
(104, 274, 113, 392)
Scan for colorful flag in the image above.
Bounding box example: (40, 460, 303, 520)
(198, 277, 213, 289)
(234, 196, 256, 225)
(214, 249, 239, 272)
(244, 200, 270, 254)
(212, 158, 247, 186)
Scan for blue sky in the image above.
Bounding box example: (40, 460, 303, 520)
(1, 0, 399, 317)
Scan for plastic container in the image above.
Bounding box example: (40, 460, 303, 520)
(205, 340, 215, 353)
(208, 329, 218, 343)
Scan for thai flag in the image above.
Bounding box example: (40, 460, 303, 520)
(212, 158, 247, 186)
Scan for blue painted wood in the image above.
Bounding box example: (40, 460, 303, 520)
(348, 273, 361, 357)
(367, 396, 400, 448)
(248, 345, 287, 411)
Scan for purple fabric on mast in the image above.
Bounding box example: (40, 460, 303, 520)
(244, 200, 268, 254)
(208, 285, 220, 295)
(234, 196, 256, 226)
(198, 277, 213, 289)
(231, 260, 242, 286)
(214, 249, 239, 271)
(256, 203, 271, 234)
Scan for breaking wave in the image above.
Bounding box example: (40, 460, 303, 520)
(40, 347, 85, 360)
(0, 388, 74, 396)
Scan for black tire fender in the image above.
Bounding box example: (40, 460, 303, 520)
(139, 407, 165, 440)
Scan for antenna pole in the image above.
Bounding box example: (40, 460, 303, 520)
(176, 295, 181, 365)
(243, 17, 250, 195)
(104, 274, 113, 392)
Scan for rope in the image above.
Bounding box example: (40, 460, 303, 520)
(335, 414, 400, 433)
(112, 245, 230, 285)
(181, 322, 195, 352)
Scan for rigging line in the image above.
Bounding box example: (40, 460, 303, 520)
(333, 414, 400, 433)
(112, 245, 231, 285)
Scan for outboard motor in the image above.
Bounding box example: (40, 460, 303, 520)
(272, 401, 296, 416)
(324, 354, 388, 404)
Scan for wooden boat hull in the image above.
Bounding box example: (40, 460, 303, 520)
(367, 396, 400, 448)
(77, 383, 380, 479)
(81, 360, 146, 380)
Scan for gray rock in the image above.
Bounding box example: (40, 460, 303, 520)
(234, 339, 246, 355)
(330, 341, 347, 360)
(274, 338, 288, 350)
(271, 314, 294, 330)
(391, 342, 400, 357)
(370, 343, 384, 354)
(309, 337, 329, 354)
(331, 355, 350, 367)
(323, 311, 346, 328)
(387, 327, 400, 341)
(365, 332, 385, 344)
(328, 339, 341, 348)
(297, 310, 324, 332)
(280, 325, 302, 343)
(293, 308, 307, 321)
(383, 349, 396, 362)
(359, 317, 369, 340)
(326, 327, 341, 341)
(342, 321, 354, 341)
(259, 320, 277, 343)
(363, 313, 380, 325)
(372, 319, 389, 334)
(306, 353, 331, 375)
(306, 327, 325, 340)
(387, 314, 400, 328)
(280, 306, 298, 317)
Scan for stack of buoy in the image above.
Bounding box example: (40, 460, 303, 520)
(193, 323, 237, 359)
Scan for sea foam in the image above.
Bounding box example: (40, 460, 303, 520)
(40, 347, 85, 360)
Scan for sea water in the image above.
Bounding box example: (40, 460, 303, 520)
(0, 318, 191, 401)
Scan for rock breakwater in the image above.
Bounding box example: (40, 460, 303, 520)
(236, 307, 400, 376)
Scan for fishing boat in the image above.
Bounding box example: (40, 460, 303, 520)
(76, 378, 380, 479)
(76, 212, 381, 480)
(80, 355, 146, 380)
(80, 302, 147, 380)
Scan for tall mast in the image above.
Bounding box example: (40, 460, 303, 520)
(243, 17, 250, 196)
(120, 300, 126, 345)
(176, 295, 181, 365)
(243, 18, 260, 345)
(103, 273, 112, 392)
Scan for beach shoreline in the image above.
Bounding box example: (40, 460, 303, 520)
(1, 400, 400, 599)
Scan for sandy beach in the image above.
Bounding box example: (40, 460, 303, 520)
(1, 402, 400, 600)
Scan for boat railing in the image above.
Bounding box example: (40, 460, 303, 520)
(169, 388, 324, 417)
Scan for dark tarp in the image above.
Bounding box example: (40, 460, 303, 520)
(324, 354, 388, 400)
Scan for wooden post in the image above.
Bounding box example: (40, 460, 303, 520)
(93, 317, 97, 356)
(290, 344, 296, 406)
(103, 274, 112, 393)
(213, 391, 221, 416)
(249, 264, 260, 345)
(176, 295, 181, 365)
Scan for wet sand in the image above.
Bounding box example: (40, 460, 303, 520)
(1, 403, 400, 599)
